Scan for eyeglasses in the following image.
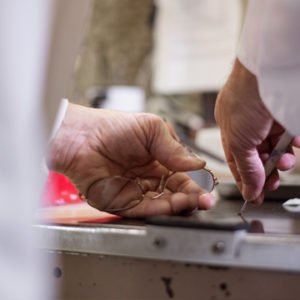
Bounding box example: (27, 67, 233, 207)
(82, 166, 218, 214)
(80, 119, 218, 214)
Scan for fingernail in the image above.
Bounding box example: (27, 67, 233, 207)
(286, 155, 295, 169)
(200, 193, 216, 208)
(242, 184, 257, 202)
(184, 147, 206, 164)
(209, 197, 216, 208)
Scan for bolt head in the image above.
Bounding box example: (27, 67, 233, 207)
(153, 237, 167, 249)
(212, 241, 225, 254)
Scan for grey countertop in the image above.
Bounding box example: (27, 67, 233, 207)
(36, 197, 300, 272)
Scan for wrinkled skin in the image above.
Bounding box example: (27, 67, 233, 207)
(215, 59, 300, 204)
(48, 103, 215, 217)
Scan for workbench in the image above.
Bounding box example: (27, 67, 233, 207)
(37, 191, 300, 300)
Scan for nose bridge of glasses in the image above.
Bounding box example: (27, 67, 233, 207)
(157, 172, 172, 192)
(148, 171, 176, 200)
(134, 177, 145, 196)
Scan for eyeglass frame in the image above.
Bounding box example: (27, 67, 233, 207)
(80, 167, 218, 214)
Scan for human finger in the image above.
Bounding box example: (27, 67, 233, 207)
(268, 134, 296, 171)
(259, 142, 295, 172)
(85, 171, 215, 215)
(86, 176, 146, 212)
(264, 169, 280, 191)
(120, 192, 211, 218)
(147, 170, 217, 209)
(164, 172, 207, 193)
(164, 172, 216, 208)
(276, 152, 296, 171)
(137, 114, 206, 172)
(231, 147, 265, 203)
(220, 134, 242, 192)
(220, 133, 265, 203)
(292, 136, 300, 147)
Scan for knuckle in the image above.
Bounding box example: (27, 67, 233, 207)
(136, 112, 162, 125)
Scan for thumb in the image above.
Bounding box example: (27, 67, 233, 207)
(232, 148, 265, 203)
(148, 119, 206, 171)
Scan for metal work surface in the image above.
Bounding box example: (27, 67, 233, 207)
(37, 198, 300, 272)
(49, 251, 300, 300)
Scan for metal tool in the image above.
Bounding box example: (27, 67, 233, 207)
(264, 131, 293, 177)
(238, 131, 293, 219)
(238, 200, 248, 223)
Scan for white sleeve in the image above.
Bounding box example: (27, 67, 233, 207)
(49, 98, 69, 141)
(238, 0, 300, 136)
(0, 1, 91, 300)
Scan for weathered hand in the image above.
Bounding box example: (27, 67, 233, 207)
(215, 59, 300, 204)
(48, 103, 215, 217)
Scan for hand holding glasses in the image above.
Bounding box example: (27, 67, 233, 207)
(82, 167, 218, 214)
(81, 122, 218, 215)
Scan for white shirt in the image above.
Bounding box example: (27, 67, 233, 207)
(238, 0, 300, 136)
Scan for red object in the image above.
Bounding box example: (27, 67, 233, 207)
(42, 172, 83, 207)
(80, 216, 121, 223)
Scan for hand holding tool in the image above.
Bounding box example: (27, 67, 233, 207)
(238, 131, 293, 220)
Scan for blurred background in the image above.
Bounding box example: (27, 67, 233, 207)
(74, 0, 246, 171)
(72, 0, 246, 117)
